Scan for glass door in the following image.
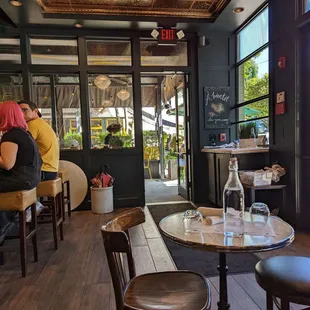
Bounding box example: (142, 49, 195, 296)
(175, 74, 191, 199)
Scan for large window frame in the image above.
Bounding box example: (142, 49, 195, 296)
(233, 6, 270, 139)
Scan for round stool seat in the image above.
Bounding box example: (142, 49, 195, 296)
(58, 170, 69, 183)
(255, 256, 310, 300)
(0, 188, 37, 211)
(37, 178, 62, 198)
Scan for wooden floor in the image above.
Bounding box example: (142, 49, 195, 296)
(0, 207, 309, 310)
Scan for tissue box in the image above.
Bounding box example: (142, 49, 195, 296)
(239, 170, 273, 186)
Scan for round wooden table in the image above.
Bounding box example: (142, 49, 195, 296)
(159, 212, 295, 310)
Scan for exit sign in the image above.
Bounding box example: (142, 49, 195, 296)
(158, 28, 177, 45)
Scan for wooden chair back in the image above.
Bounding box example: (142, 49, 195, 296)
(101, 207, 145, 310)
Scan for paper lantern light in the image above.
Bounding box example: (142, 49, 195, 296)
(94, 75, 111, 90)
(117, 89, 130, 101)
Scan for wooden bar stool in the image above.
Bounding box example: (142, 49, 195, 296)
(101, 207, 211, 310)
(255, 256, 310, 310)
(58, 169, 71, 221)
(37, 178, 63, 250)
(0, 188, 38, 277)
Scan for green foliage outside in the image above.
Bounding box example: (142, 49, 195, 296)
(243, 57, 269, 119)
(64, 132, 82, 148)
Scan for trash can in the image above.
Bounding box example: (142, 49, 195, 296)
(91, 186, 114, 214)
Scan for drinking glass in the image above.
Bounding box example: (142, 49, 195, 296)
(183, 210, 202, 234)
(249, 202, 270, 226)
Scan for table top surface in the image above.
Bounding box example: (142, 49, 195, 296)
(159, 212, 294, 253)
(201, 147, 269, 154)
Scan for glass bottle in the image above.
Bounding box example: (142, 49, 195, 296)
(223, 157, 245, 237)
(250, 127, 256, 139)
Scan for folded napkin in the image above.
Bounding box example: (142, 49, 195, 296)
(202, 216, 223, 226)
(198, 207, 223, 226)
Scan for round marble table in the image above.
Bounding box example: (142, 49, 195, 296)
(159, 212, 295, 310)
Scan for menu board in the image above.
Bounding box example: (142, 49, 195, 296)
(204, 86, 230, 129)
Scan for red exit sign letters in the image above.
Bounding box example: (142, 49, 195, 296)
(158, 28, 177, 45)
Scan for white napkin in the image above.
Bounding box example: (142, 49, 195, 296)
(198, 207, 223, 226)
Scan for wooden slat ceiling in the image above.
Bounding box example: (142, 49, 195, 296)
(36, 0, 231, 19)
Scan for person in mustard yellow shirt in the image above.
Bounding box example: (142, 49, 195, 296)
(18, 100, 59, 181)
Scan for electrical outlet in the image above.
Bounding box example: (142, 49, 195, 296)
(277, 91, 285, 103)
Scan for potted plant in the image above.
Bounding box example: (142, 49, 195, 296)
(165, 150, 178, 180)
(239, 122, 258, 148)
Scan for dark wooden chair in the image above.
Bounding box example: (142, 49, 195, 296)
(101, 207, 211, 310)
(0, 188, 38, 277)
(255, 256, 310, 310)
(58, 169, 71, 220)
(37, 178, 64, 250)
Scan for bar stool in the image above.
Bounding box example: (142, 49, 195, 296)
(255, 256, 310, 310)
(0, 188, 38, 277)
(37, 178, 63, 250)
(58, 169, 71, 221)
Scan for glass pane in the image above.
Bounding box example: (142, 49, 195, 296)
(87, 40, 131, 66)
(0, 38, 21, 64)
(55, 75, 82, 150)
(305, 0, 310, 12)
(238, 118, 269, 139)
(32, 76, 53, 126)
(238, 98, 269, 122)
(238, 8, 269, 61)
(88, 74, 135, 149)
(0, 73, 23, 102)
(177, 87, 187, 190)
(30, 38, 78, 65)
(141, 41, 188, 66)
(238, 48, 269, 104)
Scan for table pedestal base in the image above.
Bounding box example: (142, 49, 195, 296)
(217, 253, 230, 310)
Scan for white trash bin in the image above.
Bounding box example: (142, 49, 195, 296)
(91, 186, 114, 214)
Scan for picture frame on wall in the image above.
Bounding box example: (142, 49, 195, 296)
(204, 86, 230, 129)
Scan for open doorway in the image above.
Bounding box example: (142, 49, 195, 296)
(142, 73, 190, 203)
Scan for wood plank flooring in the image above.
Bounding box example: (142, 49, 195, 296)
(0, 208, 309, 310)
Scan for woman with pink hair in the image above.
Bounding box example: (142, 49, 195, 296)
(0, 101, 42, 239)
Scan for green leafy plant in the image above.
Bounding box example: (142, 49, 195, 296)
(64, 132, 82, 148)
(239, 122, 257, 139)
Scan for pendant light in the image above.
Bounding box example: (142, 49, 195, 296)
(117, 89, 130, 101)
(94, 75, 111, 90)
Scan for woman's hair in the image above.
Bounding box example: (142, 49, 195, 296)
(0, 101, 28, 132)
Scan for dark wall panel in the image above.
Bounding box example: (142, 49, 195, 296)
(193, 31, 235, 203)
(269, 0, 299, 226)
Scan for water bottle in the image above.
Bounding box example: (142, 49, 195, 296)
(223, 157, 245, 237)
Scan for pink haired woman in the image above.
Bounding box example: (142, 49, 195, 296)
(0, 101, 42, 238)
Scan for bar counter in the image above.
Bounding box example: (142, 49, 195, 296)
(201, 147, 269, 155)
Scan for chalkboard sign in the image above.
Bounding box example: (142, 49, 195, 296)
(204, 86, 230, 129)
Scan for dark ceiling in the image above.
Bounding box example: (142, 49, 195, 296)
(37, 0, 230, 19)
(0, 0, 266, 32)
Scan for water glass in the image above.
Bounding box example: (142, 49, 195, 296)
(249, 202, 270, 226)
(183, 210, 202, 234)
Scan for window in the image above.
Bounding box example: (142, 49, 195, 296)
(0, 74, 23, 102)
(32, 75, 53, 126)
(30, 38, 78, 65)
(305, 0, 310, 12)
(234, 8, 269, 139)
(237, 8, 269, 61)
(88, 74, 135, 149)
(55, 75, 82, 150)
(140, 41, 188, 66)
(0, 38, 21, 64)
(87, 40, 131, 66)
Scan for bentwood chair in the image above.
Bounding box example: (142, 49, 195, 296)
(101, 207, 211, 310)
(255, 256, 310, 310)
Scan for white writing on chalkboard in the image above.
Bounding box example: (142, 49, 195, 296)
(206, 91, 230, 104)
